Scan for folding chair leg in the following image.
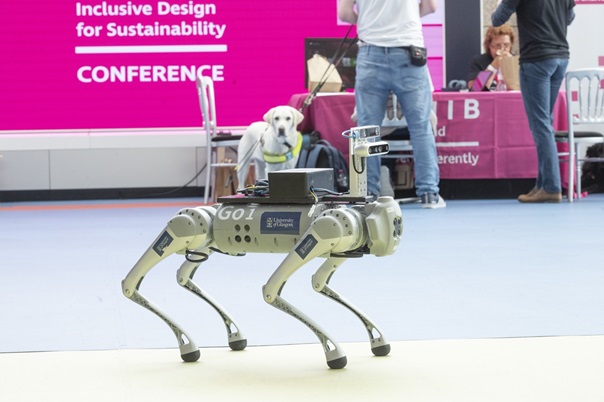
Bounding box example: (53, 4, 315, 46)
(567, 144, 575, 202)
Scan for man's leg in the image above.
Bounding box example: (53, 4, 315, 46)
(390, 50, 440, 197)
(355, 46, 391, 198)
(519, 59, 563, 194)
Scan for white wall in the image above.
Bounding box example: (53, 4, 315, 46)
(567, 5, 604, 71)
(0, 129, 208, 192)
(567, 5, 604, 137)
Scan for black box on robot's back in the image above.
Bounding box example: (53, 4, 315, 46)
(269, 168, 335, 200)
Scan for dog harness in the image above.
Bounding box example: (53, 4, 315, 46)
(262, 132, 303, 164)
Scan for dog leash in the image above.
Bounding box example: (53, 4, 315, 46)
(235, 125, 280, 172)
(300, 26, 358, 113)
(234, 132, 264, 173)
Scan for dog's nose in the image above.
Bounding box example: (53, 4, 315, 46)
(278, 127, 286, 136)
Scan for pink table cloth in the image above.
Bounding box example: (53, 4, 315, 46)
(288, 91, 568, 180)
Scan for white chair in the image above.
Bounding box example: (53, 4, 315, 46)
(196, 76, 244, 204)
(380, 93, 414, 158)
(353, 93, 437, 199)
(379, 93, 439, 193)
(555, 68, 604, 202)
(378, 93, 416, 201)
(379, 92, 437, 156)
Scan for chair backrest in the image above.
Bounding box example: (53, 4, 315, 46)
(196, 76, 217, 140)
(566, 68, 604, 126)
(380, 92, 438, 133)
(382, 93, 408, 128)
(381, 95, 413, 157)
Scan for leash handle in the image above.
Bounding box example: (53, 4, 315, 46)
(234, 126, 268, 172)
(300, 28, 358, 113)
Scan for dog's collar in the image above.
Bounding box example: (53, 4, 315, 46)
(263, 132, 303, 164)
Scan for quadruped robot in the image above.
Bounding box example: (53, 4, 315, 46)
(122, 125, 402, 369)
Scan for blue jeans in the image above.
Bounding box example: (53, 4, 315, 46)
(519, 58, 569, 194)
(355, 45, 440, 197)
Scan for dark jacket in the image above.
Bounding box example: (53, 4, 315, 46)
(492, 0, 575, 63)
(467, 53, 494, 82)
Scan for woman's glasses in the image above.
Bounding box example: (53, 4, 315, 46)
(490, 42, 512, 50)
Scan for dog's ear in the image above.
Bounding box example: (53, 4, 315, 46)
(263, 107, 276, 123)
(289, 107, 305, 126)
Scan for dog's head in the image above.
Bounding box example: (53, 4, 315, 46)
(263, 106, 304, 143)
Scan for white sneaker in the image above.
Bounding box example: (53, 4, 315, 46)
(420, 193, 446, 209)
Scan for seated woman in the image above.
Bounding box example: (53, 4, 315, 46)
(467, 24, 516, 91)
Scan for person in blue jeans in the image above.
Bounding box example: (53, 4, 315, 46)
(337, 0, 445, 208)
(492, 0, 575, 203)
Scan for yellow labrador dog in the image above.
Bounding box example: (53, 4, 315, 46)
(236, 105, 304, 188)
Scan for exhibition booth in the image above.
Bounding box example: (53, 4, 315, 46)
(0, 1, 601, 201)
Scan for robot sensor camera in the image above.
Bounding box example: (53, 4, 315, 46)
(353, 141, 390, 157)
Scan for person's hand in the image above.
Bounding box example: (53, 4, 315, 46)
(491, 49, 512, 70)
(496, 49, 512, 58)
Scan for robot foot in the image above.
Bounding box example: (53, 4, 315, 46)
(228, 339, 247, 351)
(181, 349, 201, 363)
(371, 344, 391, 357)
(327, 355, 348, 370)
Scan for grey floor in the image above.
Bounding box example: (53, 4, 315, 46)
(2, 195, 604, 402)
(1, 194, 603, 354)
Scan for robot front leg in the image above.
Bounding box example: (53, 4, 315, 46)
(262, 213, 364, 369)
(269, 294, 347, 369)
(122, 207, 216, 362)
(126, 287, 201, 362)
(176, 255, 247, 352)
(312, 257, 390, 357)
(122, 244, 201, 362)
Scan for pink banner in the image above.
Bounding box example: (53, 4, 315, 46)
(289, 91, 568, 180)
(430, 91, 565, 179)
(0, 1, 443, 131)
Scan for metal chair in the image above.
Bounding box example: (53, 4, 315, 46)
(555, 68, 604, 202)
(379, 93, 439, 197)
(379, 92, 437, 155)
(379, 93, 416, 202)
(380, 92, 414, 160)
(196, 76, 244, 204)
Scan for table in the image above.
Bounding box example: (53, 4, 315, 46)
(290, 93, 356, 163)
(289, 91, 568, 180)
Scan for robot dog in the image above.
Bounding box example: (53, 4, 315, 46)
(122, 125, 402, 369)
